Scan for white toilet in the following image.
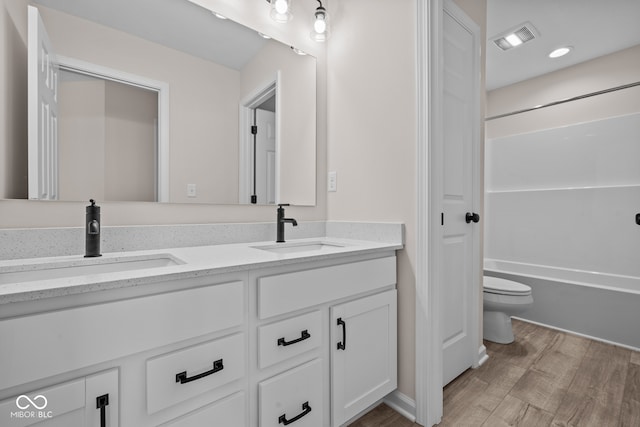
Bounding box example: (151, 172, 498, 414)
(483, 276, 533, 344)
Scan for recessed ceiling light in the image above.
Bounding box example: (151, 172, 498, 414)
(212, 11, 227, 20)
(549, 46, 572, 58)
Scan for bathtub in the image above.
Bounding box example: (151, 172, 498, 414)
(484, 259, 640, 350)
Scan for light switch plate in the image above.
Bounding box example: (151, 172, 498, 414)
(328, 171, 337, 192)
(187, 184, 197, 197)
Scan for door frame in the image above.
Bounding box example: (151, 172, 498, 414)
(56, 55, 170, 202)
(238, 72, 281, 205)
(416, 0, 483, 425)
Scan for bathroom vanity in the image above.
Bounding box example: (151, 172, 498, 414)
(0, 237, 400, 426)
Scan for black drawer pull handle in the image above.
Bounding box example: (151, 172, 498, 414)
(337, 317, 346, 350)
(279, 401, 312, 425)
(278, 330, 311, 347)
(176, 359, 223, 384)
(96, 394, 109, 427)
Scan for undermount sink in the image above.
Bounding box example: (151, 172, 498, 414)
(252, 241, 346, 254)
(0, 254, 183, 285)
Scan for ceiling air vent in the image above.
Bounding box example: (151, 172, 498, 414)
(492, 22, 538, 51)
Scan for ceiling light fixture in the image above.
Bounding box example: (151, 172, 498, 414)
(492, 22, 538, 51)
(269, 0, 292, 23)
(310, 0, 330, 42)
(549, 46, 572, 58)
(290, 46, 307, 55)
(212, 11, 227, 20)
(266, 0, 331, 42)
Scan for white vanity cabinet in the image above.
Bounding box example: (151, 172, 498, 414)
(1, 248, 399, 427)
(0, 274, 247, 426)
(253, 254, 398, 426)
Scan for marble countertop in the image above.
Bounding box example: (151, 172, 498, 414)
(0, 237, 402, 304)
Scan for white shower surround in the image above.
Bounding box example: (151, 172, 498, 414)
(485, 112, 640, 349)
(485, 184, 640, 277)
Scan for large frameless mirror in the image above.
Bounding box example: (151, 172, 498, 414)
(7, 0, 316, 205)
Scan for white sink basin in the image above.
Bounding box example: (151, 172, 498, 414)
(252, 241, 345, 254)
(0, 254, 183, 285)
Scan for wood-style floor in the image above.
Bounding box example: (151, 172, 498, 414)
(349, 319, 640, 427)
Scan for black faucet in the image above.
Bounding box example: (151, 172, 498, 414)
(276, 203, 297, 243)
(85, 199, 102, 257)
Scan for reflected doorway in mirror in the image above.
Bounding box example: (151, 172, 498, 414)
(239, 76, 279, 205)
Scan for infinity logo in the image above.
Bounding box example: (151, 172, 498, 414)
(16, 395, 48, 410)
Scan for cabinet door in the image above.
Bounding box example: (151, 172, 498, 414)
(331, 290, 397, 426)
(86, 369, 119, 427)
(0, 369, 118, 427)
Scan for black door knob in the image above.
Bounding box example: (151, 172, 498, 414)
(466, 212, 480, 224)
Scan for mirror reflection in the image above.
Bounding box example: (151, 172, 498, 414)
(57, 69, 159, 202)
(22, 0, 316, 205)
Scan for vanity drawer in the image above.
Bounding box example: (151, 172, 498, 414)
(258, 311, 322, 369)
(258, 256, 396, 319)
(259, 359, 323, 427)
(161, 392, 245, 427)
(146, 333, 245, 414)
(0, 280, 244, 390)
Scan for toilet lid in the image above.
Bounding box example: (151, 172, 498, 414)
(483, 276, 531, 296)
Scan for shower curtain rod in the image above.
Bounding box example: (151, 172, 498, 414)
(485, 80, 640, 121)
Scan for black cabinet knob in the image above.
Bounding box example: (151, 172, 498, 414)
(465, 212, 480, 224)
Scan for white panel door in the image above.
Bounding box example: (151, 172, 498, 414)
(28, 5, 59, 200)
(255, 109, 276, 204)
(441, 4, 481, 386)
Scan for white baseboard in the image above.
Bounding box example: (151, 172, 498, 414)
(384, 390, 417, 423)
(383, 349, 486, 426)
(477, 344, 489, 366)
(513, 317, 640, 352)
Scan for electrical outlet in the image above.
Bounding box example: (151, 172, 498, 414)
(328, 171, 337, 192)
(187, 184, 197, 197)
